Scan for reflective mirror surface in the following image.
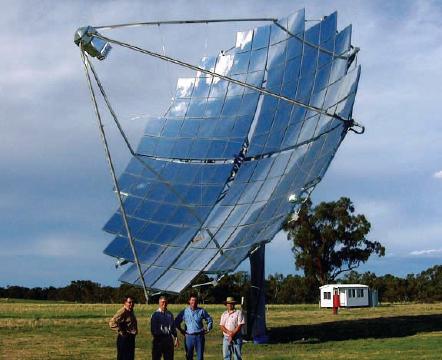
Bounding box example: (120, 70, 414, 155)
(103, 9, 361, 293)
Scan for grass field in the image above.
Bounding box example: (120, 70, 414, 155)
(0, 300, 441, 359)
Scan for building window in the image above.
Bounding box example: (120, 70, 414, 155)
(349, 289, 355, 298)
(357, 289, 364, 297)
(323, 291, 331, 300)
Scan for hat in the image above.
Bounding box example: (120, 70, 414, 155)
(223, 296, 237, 304)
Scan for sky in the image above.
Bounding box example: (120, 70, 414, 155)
(1, 0, 441, 288)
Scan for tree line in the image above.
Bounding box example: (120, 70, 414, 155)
(1, 265, 440, 304)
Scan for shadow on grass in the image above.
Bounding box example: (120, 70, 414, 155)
(268, 314, 442, 344)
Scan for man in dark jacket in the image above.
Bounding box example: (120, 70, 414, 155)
(151, 296, 179, 360)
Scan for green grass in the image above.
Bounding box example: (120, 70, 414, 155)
(0, 301, 441, 359)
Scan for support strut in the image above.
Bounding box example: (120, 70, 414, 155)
(248, 245, 268, 342)
(79, 49, 150, 304)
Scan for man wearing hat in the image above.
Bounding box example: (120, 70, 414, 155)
(219, 297, 245, 360)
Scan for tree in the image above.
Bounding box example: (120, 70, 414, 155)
(415, 265, 442, 302)
(283, 197, 385, 285)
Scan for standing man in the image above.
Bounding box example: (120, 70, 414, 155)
(220, 297, 245, 360)
(109, 296, 138, 360)
(151, 296, 179, 360)
(175, 294, 213, 360)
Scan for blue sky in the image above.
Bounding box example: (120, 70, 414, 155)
(1, 0, 441, 288)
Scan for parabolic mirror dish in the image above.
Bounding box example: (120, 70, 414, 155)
(102, 9, 361, 293)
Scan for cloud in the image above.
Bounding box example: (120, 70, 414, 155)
(1, 0, 442, 288)
(1, 232, 107, 258)
(379, 224, 442, 256)
(434, 171, 442, 179)
(326, 1, 442, 180)
(410, 248, 442, 257)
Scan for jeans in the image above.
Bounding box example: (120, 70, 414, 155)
(222, 336, 242, 360)
(184, 334, 205, 360)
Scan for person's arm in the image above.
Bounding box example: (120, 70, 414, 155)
(133, 314, 138, 335)
(170, 313, 179, 347)
(150, 312, 157, 336)
(175, 310, 186, 335)
(203, 309, 213, 332)
(220, 325, 233, 336)
(109, 308, 124, 332)
(230, 323, 243, 338)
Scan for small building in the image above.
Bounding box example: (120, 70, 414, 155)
(319, 284, 377, 308)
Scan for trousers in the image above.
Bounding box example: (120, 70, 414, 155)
(222, 336, 242, 360)
(116, 334, 135, 360)
(152, 336, 174, 360)
(184, 333, 205, 360)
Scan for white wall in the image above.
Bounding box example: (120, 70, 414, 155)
(320, 286, 335, 307)
(320, 286, 369, 307)
(339, 289, 347, 307)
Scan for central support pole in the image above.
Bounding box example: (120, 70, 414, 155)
(248, 244, 268, 343)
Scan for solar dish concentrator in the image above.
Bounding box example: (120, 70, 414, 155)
(101, 9, 361, 294)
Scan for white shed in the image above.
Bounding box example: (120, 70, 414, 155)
(319, 284, 371, 308)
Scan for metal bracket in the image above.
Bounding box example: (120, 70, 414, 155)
(192, 274, 225, 288)
(348, 119, 365, 134)
(74, 26, 112, 60)
(115, 257, 129, 269)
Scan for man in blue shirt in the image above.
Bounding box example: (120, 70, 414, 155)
(175, 295, 213, 360)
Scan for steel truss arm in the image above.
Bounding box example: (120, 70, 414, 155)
(80, 48, 151, 304)
(93, 32, 355, 126)
(94, 17, 278, 30)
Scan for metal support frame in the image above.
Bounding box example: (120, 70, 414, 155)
(93, 17, 355, 60)
(93, 17, 278, 30)
(81, 50, 244, 292)
(75, 15, 363, 302)
(80, 49, 240, 297)
(79, 48, 150, 304)
(94, 32, 356, 126)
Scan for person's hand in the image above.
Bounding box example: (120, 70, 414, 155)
(174, 338, 179, 348)
(228, 335, 233, 343)
(204, 329, 210, 335)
